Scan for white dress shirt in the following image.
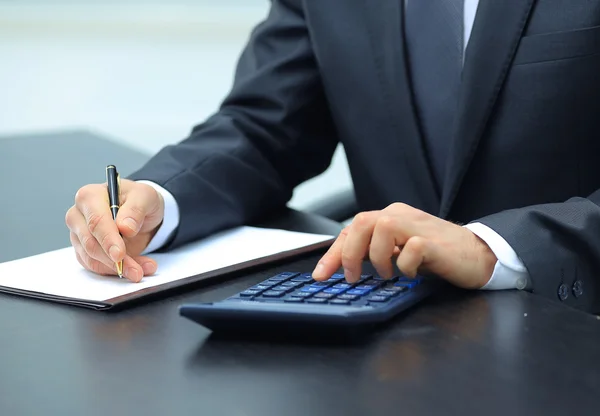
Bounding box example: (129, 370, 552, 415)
(138, 0, 530, 291)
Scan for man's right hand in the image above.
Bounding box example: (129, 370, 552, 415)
(65, 179, 165, 282)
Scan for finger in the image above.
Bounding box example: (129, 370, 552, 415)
(369, 216, 398, 279)
(69, 208, 116, 271)
(132, 255, 158, 277)
(395, 236, 430, 278)
(74, 185, 125, 263)
(312, 227, 348, 281)
(116, 183, 162, 238)
(72, 234, 116, 275)
(73, 239, 147, 283)
(340, 211, 379, 283)
(71, 230, 151, 282)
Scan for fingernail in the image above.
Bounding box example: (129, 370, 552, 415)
(125, 267, 140, 282)
(141, 262, 156, 275)
(109, 245, 120, 262)
(312, 263, 325, 279)
(344, 268, 354, 282)
(123, 217, 138, 232)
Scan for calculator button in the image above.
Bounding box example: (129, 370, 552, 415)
(290, 273, 314, 282)
(395, 281, 417, 289)
(301, 286, 324, 293)
(284, 297, 304, 303)
(314, 292, 334, 299)
(240, 290, 261, 297)
(384, 285, 407, 293)
(306, 298, 328, 304)
(398, 276, 421, 283)
(266, 277, 288, 282)
(368, 295, 390, 302)
(359, 274, 372, 281)
(354, 285, 376, 291)
(361, 280, 381, 287)
(272, 285, 294, 293)
(272, 272, 298, 280)
(329, 299, 350, 305)
(328, 273, 345, 280)
(262, 290, 285, 298)
(311, 282, 331, 287)
(378, 289, 401, 297)
(280, 281, 303, 288)
(337, 294, 359, 301)
(292, 291, 313, 298)
(333, 283, 352, 290)
(323, 287, 346, 295)
(347, 288, 371, 296)
(249, 285, 271, 291)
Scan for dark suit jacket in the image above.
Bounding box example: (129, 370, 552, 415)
(129, 0, 600, 313)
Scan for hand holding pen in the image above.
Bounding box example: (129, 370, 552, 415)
(65, 165, 166, 282)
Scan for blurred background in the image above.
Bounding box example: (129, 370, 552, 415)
(0, 0, 352, 211)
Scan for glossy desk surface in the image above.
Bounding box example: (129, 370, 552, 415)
(1, 131, 600, 416)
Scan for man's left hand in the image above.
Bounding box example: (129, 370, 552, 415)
(312, 203, 497, 289)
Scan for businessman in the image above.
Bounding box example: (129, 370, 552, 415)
(65, 1, 600, 313)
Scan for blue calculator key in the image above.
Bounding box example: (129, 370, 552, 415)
(383, 284, 407, 292)
(292, 291, 313, 298)
(361, 280, 381, 287)
(329, 299, 351, 305)
(397, 276, 421, 282)
(262, 290, 285, 298)
(354, 285, 376, 291)
(378, 289, 401, 297)
(272, 285, 294, 293)
(240, 290, 261, 297)
(262, 279, 285, 286)
(347, 288, 371, 296)
(324, 287, 346, 294)
(333, 283, 352, 289)
(337, 294, 359, 301)
(266, 277, 289, 283)
(284, 297, 304, 303)
(290, 273, 314, 282)
(395, 281, 417, 289)
(368, 295, 390, 302)
(329, 273, 345, 280)
(311, 282, 331, 287)
(249, 285, 271, 291)
(314, 292, 334, 299)
(272, 272, 299, 280)
(301, 286, 323, 293)
(306, 298, 328, 304)
(359, 274, 372, 281)
(280, 281, 303, 288)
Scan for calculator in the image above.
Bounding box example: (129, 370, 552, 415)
(179, 271, 439, 335)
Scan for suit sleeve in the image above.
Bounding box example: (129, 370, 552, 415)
(127, 0, 339, 248)
(474, 190, 600, 313)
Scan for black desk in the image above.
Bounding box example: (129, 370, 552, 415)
(1, 131, 600, 416)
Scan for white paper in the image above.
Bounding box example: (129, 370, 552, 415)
(0, 226, 333, 302)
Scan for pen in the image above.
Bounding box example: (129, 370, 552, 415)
(106, 165, 124, 278)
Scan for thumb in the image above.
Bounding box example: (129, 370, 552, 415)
(116, 183, 163, 239)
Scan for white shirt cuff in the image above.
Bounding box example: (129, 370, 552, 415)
(137, 180, 180, 254)
(464, 222, 530, 290)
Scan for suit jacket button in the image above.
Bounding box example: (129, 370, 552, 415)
(573, 280, 584, 298)
(558, 283, 569, 301)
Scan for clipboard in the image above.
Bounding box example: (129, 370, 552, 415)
(0, 226, 334, 310)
